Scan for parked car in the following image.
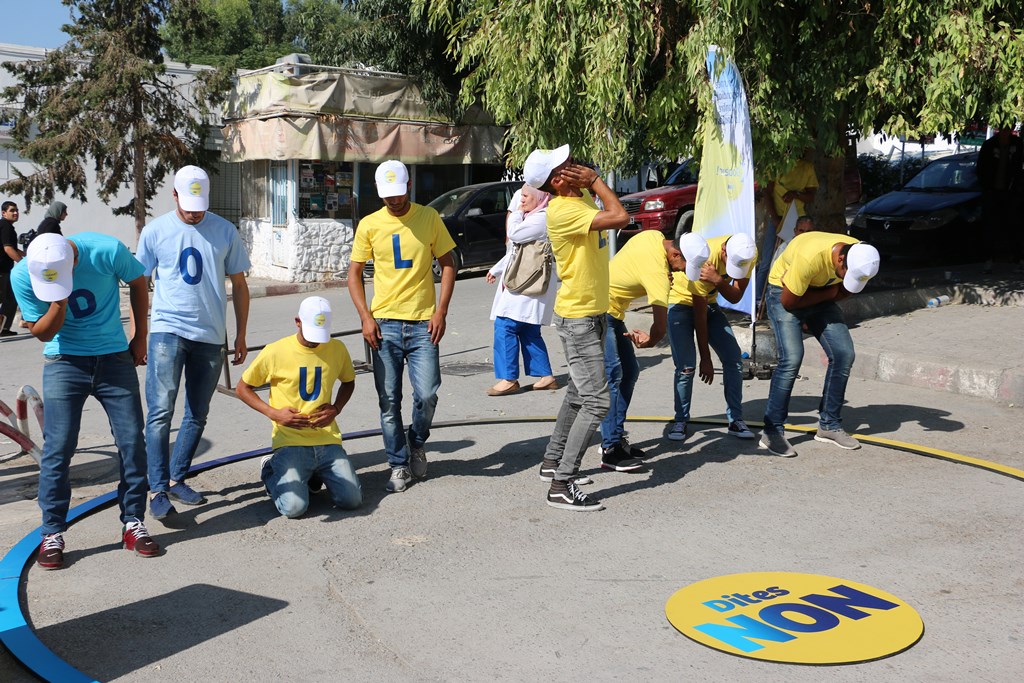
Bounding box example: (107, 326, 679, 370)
(425, 181, 521, 281)
(849, 151, 982, 260)
(618, 160, 699, 242)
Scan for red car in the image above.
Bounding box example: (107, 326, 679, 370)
(618, 161, 699, 242)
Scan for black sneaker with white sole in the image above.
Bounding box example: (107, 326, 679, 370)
(600, 444, 645, 472)
(546, 480, 604, 511)
(619, 434, 647, 459)
(538, 458, 593, 485)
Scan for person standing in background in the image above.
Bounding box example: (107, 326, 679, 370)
(0, 201, 24, 336)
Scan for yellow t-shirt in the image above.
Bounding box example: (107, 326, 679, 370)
(772, 159, 819, 217)
(241, 336, 355, 450)
(547, 192, 609, 318)
(669, 234, 757, 306)
(607, 230, 671, 320)
(768, 231, 858, 296)
(350, 203, 456, 320)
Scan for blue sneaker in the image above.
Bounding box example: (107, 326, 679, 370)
(168, 482, 207, 506)
(149, 492, 176, 520)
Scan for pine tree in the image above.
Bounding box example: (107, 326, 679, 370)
(1, 0, 231, 235)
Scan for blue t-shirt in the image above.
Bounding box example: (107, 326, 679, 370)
(136, 210, 250, 345)
(11, 232, 145, 357)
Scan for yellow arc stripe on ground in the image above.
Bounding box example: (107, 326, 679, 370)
(615, 415, 1024, 483)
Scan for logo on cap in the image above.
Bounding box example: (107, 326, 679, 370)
(385, 170, 397, 183)
(42, 269, 59, 282)
(189, 181, 203, 196)
(314, 313, 326, 327)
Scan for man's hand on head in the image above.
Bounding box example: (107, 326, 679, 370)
(559, 164, 598, 190)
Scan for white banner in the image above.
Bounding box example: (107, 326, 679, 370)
(693, 45, 756, 317)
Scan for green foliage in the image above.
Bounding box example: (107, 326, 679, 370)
(1, 0, 230, 233)
(856, 152, 928, 200)
(418, 0, 1024, 180)
(163, 0, 294, 70)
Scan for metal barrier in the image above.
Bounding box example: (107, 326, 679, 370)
(0, 386, 44, 465)
(216, 328, 373, 396)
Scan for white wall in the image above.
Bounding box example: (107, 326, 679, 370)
(241, 216, 354, 283)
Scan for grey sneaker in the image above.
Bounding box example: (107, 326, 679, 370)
(665, 421, 688, 442)
(386, 466, 413, 493)
(759, 431, 797, 457)
(410, 445, 428, 479)
(814, 427, 861, 450)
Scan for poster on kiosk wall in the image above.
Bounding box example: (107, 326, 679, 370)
(693, 45, 756, 318)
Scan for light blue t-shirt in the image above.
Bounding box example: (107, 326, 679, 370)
(136, 210, 250, 345)
(11, 232, 145, 357)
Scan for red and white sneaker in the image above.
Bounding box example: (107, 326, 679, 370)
(122, 519, 161, 558)
(37, 533, 65, 570)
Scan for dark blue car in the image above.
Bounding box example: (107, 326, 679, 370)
(849, 151, 982, 260)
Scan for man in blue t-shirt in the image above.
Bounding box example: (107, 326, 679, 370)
(136, 166, 251, 520)
(12, 232, 160, 569)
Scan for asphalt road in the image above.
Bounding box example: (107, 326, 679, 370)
(1, 275, 1022, 681)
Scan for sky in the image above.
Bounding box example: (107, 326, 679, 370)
(5, 0, 74, 50)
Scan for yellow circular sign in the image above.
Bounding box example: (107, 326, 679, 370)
(189, 181, 203, 196)
(314, 313, 326, 327)
(42, 268, 59, 282)
(384, 170, 397, 183)
(665, 572, 923, 664)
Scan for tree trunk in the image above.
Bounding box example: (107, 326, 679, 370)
(810, 153, 847, 233)
(133, 86, 147, 242)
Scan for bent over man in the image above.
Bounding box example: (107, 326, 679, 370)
(12, 233, 159, 569)
(760, 232, 880, 457)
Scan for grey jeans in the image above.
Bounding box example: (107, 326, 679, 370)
(544, 313, 610, 480)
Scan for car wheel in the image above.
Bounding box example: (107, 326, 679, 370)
(432, 249, 462, 283)
(673, 209, 695, 242)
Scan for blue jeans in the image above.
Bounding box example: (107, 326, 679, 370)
(39, 351, 148, 534)
(599, 315, 638, 450)
(372, 319, 441, 468)
(492, 316, 553, 380)
(763, 285, 855, 433)
(543, 314, 609, 480)
(668, 303, 745, 423)
(261, 443, 362, 518)
(145, 332, 225, 492)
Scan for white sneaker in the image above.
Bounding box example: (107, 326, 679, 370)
(665, 421, 688, 442)
(386, 466, 412, 493)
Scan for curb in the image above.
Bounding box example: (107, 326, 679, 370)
(624, 280, 1024, 408)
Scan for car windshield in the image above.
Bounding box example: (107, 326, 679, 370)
(903, 157, 980, 192)
(427, 188, 479, 218)
(664, 160, 699, 185)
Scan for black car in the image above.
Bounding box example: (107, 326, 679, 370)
(425, 181, 521, 281)
(849, 151, 982, 260)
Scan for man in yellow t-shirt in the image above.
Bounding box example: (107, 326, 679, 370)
(599, 229, 688, 471)
(760, 232, 880, 457)
(237, 297, 362, 518)
(665, 233, 757, 443)
(525, 144, 628, 512)
(347, 160, 457, 493)
(756, 151, 819, 299)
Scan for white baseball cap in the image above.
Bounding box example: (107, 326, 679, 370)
(174, 166, 210, 212)
(523, 145, 570, 189)
(843, 243, 880, 294)
(679, 232, 710, 282)
(725, 233, 758, 279)
(298, 296, 332, 344)
(375, 160, 409, 198)
(26, 233, 75, 302)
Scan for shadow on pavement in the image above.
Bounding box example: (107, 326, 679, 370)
(33, 584, 288, 681)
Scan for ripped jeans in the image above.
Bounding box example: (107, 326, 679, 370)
(668, 302, 745, 423)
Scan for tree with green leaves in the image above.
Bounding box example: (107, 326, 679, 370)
(1, 0, 230, 235)
(162, 0, 295, 71)
(417, 0, 1024, 227)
